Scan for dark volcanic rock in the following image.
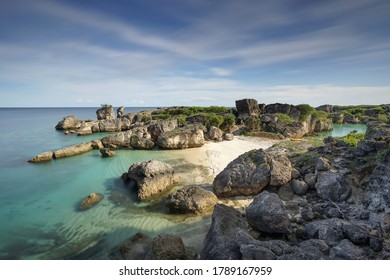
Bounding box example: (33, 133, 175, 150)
(55, 115, 81, 130)
(365, 121, 390, 141)
(151, 234, 187, 260)
(166, 185, 218, 214)
(316, 104, 333, 114)
(315, 171, 352, 202)
(123, 160, 180, 201)
(246, 191, 292, 234)
(329, 239, 365, 260)
(213, 149, 292, 197)
(112, 232, 152, 260)
(201, 204, 248, 260)
(235, 99, 260, 120)
(291, 179, 309, 195)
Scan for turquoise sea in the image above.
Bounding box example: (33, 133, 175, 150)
(0, 108, 212, 260)
(0, 108, 367, 259)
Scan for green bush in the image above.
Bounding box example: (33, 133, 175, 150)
(177, 115, 188, 127)
(339, 131, 365, 147)
(311, 110, 329, 121)
(221, 113, 236, 128)
(377, 114, 389, 123)
(296, 104, 315, 122)
(245, 116, 260, 131)
(275, 113, 294, 123)
(204, 113, 224, 129)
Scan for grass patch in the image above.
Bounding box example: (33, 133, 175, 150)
(338, 131, 365, 147)
(296, 104, 316, 122)
(276, 113, 294, 123)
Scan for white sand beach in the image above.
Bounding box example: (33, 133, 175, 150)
(172, 136, 280, 185)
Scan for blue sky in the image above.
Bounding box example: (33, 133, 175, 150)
(0, 0, 390, 107)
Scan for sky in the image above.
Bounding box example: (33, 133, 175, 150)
(0, 0, 390, 107)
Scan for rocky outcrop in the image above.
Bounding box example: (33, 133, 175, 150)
(365, 121, 390, 141)
(315, 171, 352, 202)
(53, 142, 95, 159)
(101, 131, 132, 148)
(55, 115, 81, 130)
(208, 126, 223, 141)
(157, 124, 205, 149)
(79, 192, 103, 210)
(28, 151, 54, 163)
(147, 119, 178, 141)
(201, 204, 248, 260)
(96, 105, 114, 120)
(235, 99, 260, 121)
(117, 106, 125, 118)
(316, 105, 334, 114)
(122, 160, 180, 201)
(93, 118, 132, 132)
(166, 185, 218, 214)
(213, 149, 292, 197)
(130, 135, 155, 150)
(246, 191, 292, 234)
(76, 122, 94, 135)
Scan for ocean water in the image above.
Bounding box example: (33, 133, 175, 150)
(0, 108, 212, 260)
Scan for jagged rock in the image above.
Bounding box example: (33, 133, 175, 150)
(265, 103, 292, 115)
(55, 115, 81, 130)
(364, 149, 390, 212)
(151, 234, 187, 260)
(342, 224, 369, 245)
(246, 191, 292, 234)
(213, 149, 292, 197)
(314, 120, 333, 132)
(28, 151, 53, 163)
(98, 119, 131, 132)
(223, 133, 234, 141)
(316, 104, 333, 113)
(100, 148, 116, 157)
(166, 185, 218, 214)
(117, 106, 125, 118)
(208, 126, 223, 141)
(157, 124, 205, 149)
(76, 122, 93, 135)
(123, 160, 180, 201)
(315, 157, 332, 172)
(315, 171, 352, 202)
(96, 105, 114, 120)
(305, 219, 345, 246)
(130, 135, 155, 150)
(357, 140, 377, 153)
(201, 204, 248, 260)
(304, 173, 317, 189)
(101, 131, 132, 148)
(291, 168, 300, 179)
(123, 113, 135, 123)
(235, 99, 260, 121)
(79, 192, 103, 210)
(279, 239, 329, 260)
(291, 179, 309, 195)
(365, 121, 390, 141)
(53, 142, 94, 158)
(329, 239, 365, 260)
(147, 119, 178, 141)
(344, 115, 360, 124)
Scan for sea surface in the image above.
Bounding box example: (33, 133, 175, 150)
(0, 108, 367, 259)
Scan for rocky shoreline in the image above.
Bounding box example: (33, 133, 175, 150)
(28, 100, 390, 259)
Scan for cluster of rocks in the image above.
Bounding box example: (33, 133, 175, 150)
(235, 99, 333, 137)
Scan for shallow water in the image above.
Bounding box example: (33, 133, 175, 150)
(0, 108, 212, 259)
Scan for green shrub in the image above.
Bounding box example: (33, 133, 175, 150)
(275, 113, 294, 123)
(311, 110, 329, 121)
(221, 113, 236, 128)
(152, 113, 171, 120)
(339, 131, 365, 147)
(377, 114, 389, 123)
(177, 115, 188, 127)
(204, 113, 224, 129)
(296, 104, 315, 122)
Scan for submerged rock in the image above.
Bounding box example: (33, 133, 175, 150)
(28, 151, 54, 163)
(123, 160, 180, 201)
(151, 234, 187, 260)
(79, 192, 103, 210)
(166, 185, 218, 214)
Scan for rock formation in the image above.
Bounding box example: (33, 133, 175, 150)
(55, 115, 81, 130)
(157, 124, 205, 149)
(79, 192, 104, 210)
(122, 160, 180, 201)
(96, 105, 115, 120)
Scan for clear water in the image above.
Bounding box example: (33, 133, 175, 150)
(0, 108, 212, 260)
(313, 123, 367, 139)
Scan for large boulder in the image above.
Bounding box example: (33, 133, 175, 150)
(123, 160, 180, 201)
(101, 131, 132, 148)
(147, 119, 178, 141)
(365, 121, 390, 141)
(235, 99, 260, 121)
(213, 149, 292, 197)
(316, 104, 333, 114)
(157, 124, 205, 149)
(130, 135, 155, 150)
(246, 191, 292, 234)
(166, 185, 218, 214)
(201, 204, 248, 260)
(208, 126, 224, 141)
(96, 105, 115, 120)
(55, 115, 81, 130)
(315, 171, 352, 202)
(100, 148, 116, 157)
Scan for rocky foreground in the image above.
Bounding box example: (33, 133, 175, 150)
(27, 100, 390, 259)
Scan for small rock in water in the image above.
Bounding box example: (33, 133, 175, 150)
(79, 192, 104, 210)
(100, 148, 116, 157)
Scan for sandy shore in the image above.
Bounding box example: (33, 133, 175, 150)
(173, 136, 280, 185)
